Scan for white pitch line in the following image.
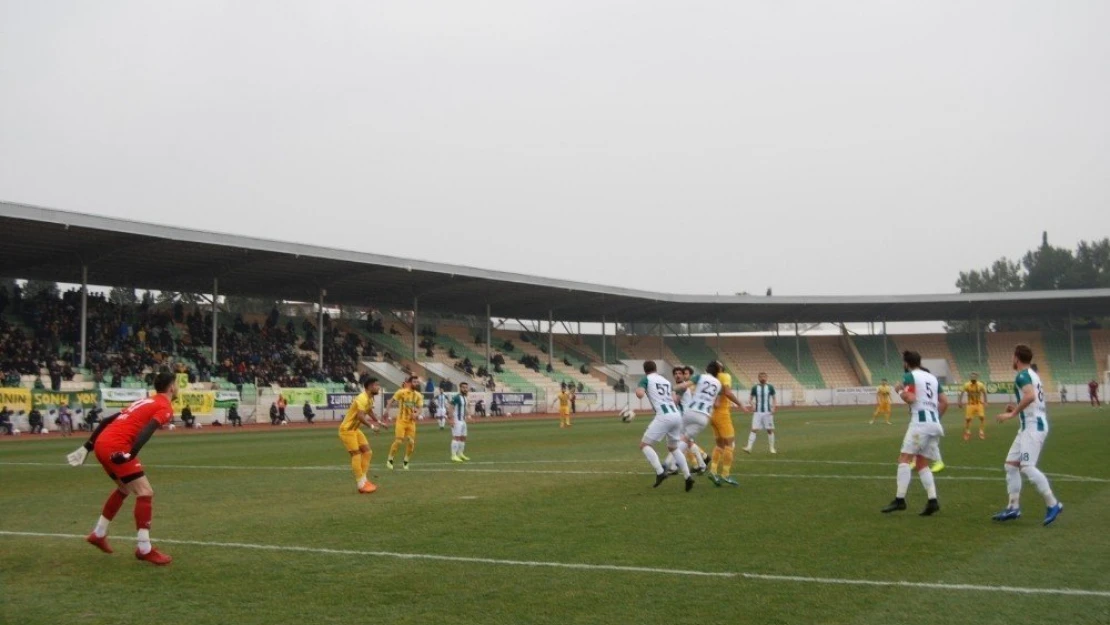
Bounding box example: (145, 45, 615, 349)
(1, 530, 1108, 599)
(1, 461, 1106, 483)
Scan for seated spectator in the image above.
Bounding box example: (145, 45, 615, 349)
(269, 402, 281, 425)
(580, 364, 589, 375)
(563, 357, 572, 367)
(277, 395, 288, 422)
(449, 347, 458, 359)
(84, 406, 102, 432)
(303, 400, 316, 424)
(28, 408, 43, 434)
(181, 404, 196, 428)
(227, 405, 243, 427)
(33, 376, 45, 390)
(475, 399, 487, 417)
(490, 399, 503, 416)
(0, 405, 12, 435)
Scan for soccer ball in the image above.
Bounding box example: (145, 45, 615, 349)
(168, 423, 176, 430)
(505, 412, 512, 417)
(371, 424, 380, 433)
(620, 408, 636, 423)
(12, 429, 20, 436)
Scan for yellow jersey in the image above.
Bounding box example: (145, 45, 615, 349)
(711, 372, 733, 419)
(557, 392, 570, 408)
(877, 384, 892, 403)
(340, 391, 374, 432)
(392, 389, 424, 423)
(963, 381, 987, 406)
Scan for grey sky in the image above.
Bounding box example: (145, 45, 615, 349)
(1, 1, 1107, 298)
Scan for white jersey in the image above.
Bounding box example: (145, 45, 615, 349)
(435, 394, 448, 417)
(638, 373, 680, 417)
(685, 374, 722, 416)
(680, 387, 693, 411)
(450, 393, 468, 421)
(903, 369, 942, 426)
(1014, 367, 1048, 433)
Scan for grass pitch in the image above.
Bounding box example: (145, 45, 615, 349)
(2, 406, 1109, 625)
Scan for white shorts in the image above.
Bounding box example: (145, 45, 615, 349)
(900, 423, 944, 460)
(451, 421, 468, 437)
(1006, 430, 1046, 467)
(642, 413, 684, 445)
(751, 412, 775, 430)
(436, 410, 447, 419)
(682, 411, 710, 438)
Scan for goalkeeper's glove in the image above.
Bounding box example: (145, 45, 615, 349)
(66, 446, 89, 467)
(109, 451, 133, 465)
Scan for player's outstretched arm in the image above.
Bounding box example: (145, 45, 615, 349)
(938, 392, 949, 417)
(722, 387, 746, 409)
(69, 413, 120, 466)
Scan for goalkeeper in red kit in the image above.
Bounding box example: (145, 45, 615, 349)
(67, 372, 179, 565)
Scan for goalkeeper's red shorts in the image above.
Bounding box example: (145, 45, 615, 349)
(94, 440, 146, 483)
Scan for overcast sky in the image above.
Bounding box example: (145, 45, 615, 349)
(1, 1, 1107, 298)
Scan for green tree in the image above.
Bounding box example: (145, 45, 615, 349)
(22, 280, 59, 299)
(947, 234, 1110, 331)
(109, 286, 139, 306)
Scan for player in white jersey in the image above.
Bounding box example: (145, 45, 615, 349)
(882, 351, 947, 516)
(449, 383, 471, 462)
(744, 372, 777, 454)
(663, 365, 712, 474)
(992, 345, 1063, 525)
(434, 390, 448, 430)
(671, 361, 746, 480)
(635, 360, 694, 492)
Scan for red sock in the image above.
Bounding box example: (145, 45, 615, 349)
(134, 496, 153, 530)
(102, 490, 128, 521)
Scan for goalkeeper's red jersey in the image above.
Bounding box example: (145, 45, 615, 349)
(97, 394, 174, 449)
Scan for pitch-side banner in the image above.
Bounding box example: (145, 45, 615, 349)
(32, 390, 101, 410)
(493, 392, 534, 407)
(172, 391, 215, 415)
(327, 393, 359, 410)
(101, 388, 148, 408)
(279, 387, 328, 407)
(0, 387, 32, 413)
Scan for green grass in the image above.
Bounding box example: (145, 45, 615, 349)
(2, 406, 1109, 625)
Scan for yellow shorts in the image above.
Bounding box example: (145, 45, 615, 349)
(338, 430, 368, 453)
(710, 413, 735, 439)
(560, 407, 570, 416)
(965, 405, 985, 419)
(395, 420, 416, 439)
(875, 402, 891, 415)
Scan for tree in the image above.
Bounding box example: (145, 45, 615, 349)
(22, 280, 58, 299)
(109, 286, 139, 306)
(947, 234, 1110, 331)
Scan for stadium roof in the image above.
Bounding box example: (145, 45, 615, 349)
(2, 200, 1108, 325)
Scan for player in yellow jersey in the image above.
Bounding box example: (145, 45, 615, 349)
(552, 386, 572, 427)
(707, 363, 751, 487)
(959, 372, 988, 441)
(339, 377, 384, 494)
(871, 379, 893, 425)
(386, 376, 425, 470)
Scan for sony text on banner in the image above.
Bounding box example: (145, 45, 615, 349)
(32, 390, 101, 409)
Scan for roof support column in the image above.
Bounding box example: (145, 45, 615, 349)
(548, 310, 554, 370)
(79, 265, 88, 368)
(1069, 310, 1075, 363)
(795, 321, 801, 372)
(412, 297, 419, 363)
(211, 278, 218, 364)
(715, 319, 721, 353)
(318, 289, 325, 372)
(882, 318, 888, 366)
(486, 303, 492, 370)
(659, 319, 664, 361)
(975, 314, 981, 365)
(601, 316, 607, 365)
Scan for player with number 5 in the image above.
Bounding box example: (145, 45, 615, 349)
(882, 351, 947, 517)
(993, 344, 1063, 526)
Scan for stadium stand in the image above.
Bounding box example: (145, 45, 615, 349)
(808, 336, 860, 388)
(986, 331, 1051, 385)
(764, 336, 826, 390)
(614, 335, 682, 366)
(715, 337, 798, 394)
(436, 326, 543, 393)
(492, 330, 595, 391)
(851, 335, 907, 385)
(663, 336, 735, 380)
(582, 334, 626, 363)
(890, 334, 963, 382)
(1041, 330, 1097, 384)
(1092, 329, 1110, 379)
